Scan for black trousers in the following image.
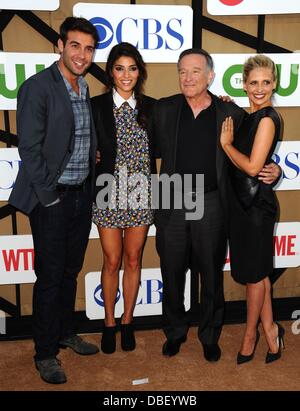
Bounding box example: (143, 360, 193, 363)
(29, 188, 92, 360)
(156, 190, 227, 345)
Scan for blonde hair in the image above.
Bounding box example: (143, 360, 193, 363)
(243, 54, 277, 83)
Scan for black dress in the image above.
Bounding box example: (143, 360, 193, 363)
(228, 106, 281, 285)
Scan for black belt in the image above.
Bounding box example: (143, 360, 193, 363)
(56, 179, 89, 192)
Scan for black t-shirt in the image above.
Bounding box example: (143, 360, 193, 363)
(175, 98, 217, 191)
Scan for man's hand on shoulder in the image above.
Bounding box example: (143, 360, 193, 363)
(218, 95, 234, 103)
(258, 163, 282, 185)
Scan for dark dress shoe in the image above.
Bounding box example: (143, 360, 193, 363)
(237, 330, 260, 365)
(35, 358, 67, 384)
(101, 325, 117, 354)
(202, 344, 221, 362)
(121, 323, 136, 351)
(59, 334, 99, 355)
(162, 336, 187, 357)
(265, 322, 285, 364)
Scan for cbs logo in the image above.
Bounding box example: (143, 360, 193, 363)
(90, 17, 114, 49)
(94, 284, 121, 307)
(90, 16, 184, 51)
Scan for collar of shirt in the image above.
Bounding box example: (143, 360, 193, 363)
(56, 62, 88, 99)
(113, 89, 136, 109)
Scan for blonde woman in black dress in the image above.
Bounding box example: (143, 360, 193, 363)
(220, 55, 284, 364)
(91, 43, 156, 354)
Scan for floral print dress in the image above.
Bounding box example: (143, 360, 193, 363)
(92, 102, 154, 228)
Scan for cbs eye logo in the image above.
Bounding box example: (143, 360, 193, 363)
(219, 0, 244, 5)
(94, 284, 121, 307)
(90, 17, 114, 49)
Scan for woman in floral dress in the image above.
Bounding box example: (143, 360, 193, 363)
(91, 43, 156, 354)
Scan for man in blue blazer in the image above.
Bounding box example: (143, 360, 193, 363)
(9, 17, 99, 384)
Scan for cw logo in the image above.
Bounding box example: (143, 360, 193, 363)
(219, 0, 244, 5)
(0, 64, 45, 99)
(222, 64, 299, 97)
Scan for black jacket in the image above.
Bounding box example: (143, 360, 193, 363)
(153, 92, 246, 225)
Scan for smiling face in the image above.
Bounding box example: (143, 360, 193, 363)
(243, 67, 276, 112)
(57, 30, 95, 81)
(178, 54, 214, 101)
(111, 56, 139, 99)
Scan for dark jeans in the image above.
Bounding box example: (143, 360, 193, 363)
(156, 190, 226, 344)
(29, 188, 92, 360)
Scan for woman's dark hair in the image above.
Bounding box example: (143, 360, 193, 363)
(59, 17, 99, 48)
(106, 42, 148, 128)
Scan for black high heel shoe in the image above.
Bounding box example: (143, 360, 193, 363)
(265, 322, 285, 364)
(120, 319, 136, 351)
(237, 330, 260, 365)
(101, 325, 117, 354)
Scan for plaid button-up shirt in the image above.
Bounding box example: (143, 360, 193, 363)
(58, 66, 91, 185)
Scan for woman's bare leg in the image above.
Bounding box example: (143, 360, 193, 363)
(98, 227, 123, 327)
(122, 225, 149, 324)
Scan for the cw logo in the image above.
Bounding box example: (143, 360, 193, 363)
(0, 64, 45, 99)
(222, 64, 299, 97)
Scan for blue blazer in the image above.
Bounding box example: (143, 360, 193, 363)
(9, 63, 97, 214)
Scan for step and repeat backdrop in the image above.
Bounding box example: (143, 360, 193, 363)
(207, 0, 300, 16)
(0, 0, 299, 319)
